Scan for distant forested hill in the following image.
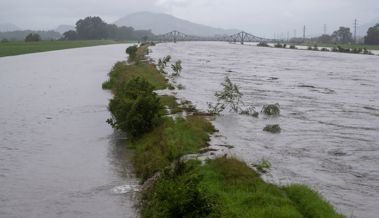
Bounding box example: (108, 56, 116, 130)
(115, 12, 239, 37)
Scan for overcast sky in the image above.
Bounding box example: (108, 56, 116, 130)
(1, 0, 378, 36)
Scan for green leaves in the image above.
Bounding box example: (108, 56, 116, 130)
(107, 77, 162, 140)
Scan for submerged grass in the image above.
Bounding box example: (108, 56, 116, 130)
(105, 43, 343, 218)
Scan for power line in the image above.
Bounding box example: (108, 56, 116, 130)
(353, 19, 358, 43)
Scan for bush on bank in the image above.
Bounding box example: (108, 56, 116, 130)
(107, 77, 162, 140)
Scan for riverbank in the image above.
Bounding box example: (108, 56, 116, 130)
(0, 40, 132, 57)
(104, 43, 343, 217)
(300, 43, 379, 51)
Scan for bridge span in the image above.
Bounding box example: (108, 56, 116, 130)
(156, 30, 273, 44)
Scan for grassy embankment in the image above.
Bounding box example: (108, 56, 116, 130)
(0, 40, 130, 57)
(301, 43, 379, 50)
(103, 43, 344, 218)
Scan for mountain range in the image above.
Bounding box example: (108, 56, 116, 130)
(115, 12, 239, 37)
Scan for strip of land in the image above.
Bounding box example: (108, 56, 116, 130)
(103, 43, 344, 218)
(0, 40, 131, 57)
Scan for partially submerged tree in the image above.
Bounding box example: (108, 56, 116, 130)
(171, 60, 182, 76)
(208, 76, 257, 116)
(215, 76, 243, 113)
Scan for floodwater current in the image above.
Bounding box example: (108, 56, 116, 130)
(0, 45, 138, 218)
(150, 42, 379, 218)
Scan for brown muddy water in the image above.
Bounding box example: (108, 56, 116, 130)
(150, 42, 379, 218)
(0, 45, 139, 218)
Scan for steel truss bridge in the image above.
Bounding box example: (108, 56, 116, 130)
(156, 30, 273, 44)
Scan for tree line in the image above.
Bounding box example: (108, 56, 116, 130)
(63, 16, 154, 41)
(289, 24, 379, 45)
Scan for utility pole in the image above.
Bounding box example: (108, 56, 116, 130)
(324, 24, 327, 35)
(294, 29, 297, 38)
(354, 19, 358, 43)
(303, 25, 306, 41)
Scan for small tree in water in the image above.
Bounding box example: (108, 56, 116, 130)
(171, 60, 182, 76)
(215, 76, 243, 113)
(208, 76, 258, 116)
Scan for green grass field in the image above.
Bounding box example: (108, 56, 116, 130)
(0, 40, 131, 57)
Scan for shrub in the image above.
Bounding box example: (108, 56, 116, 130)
(141, 161, 221, 218)
(289, 45, 297, 49)
(263, 124, 281, 133)
(107, 77, 162, 139)
(262, 103, 280, 116)
(275, 43, 283, 48)
(171, 60, 182, 76)
(1, 38, 9, 43)
(257, 42, 269, 47)
(126, 45, 138, 62)
(252, 159, 272, 174)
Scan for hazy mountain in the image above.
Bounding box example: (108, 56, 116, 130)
(0, 23, 21, 32)
(115, 12, 239, 37)
(55, 25, 75, 34)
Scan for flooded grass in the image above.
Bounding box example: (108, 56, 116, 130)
(0, 40, 123, 57)
(142, 157, 343, 218)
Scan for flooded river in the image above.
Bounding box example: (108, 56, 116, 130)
(0, 45, 138, 218)
(150, 42, 379, 218)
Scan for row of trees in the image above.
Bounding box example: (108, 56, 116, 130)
(320, 24, 379, 45)
(63, 16, 154, 41)
(364, 23, 379, 45)
(289, 24, 379, 45)
(311, 27, 354, 44)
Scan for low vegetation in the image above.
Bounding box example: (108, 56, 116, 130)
(263, 124, 282, 134)
(257, 42, 270, 47)
(262, 104, 281, 116)
(171, 60, 182, 76)
(104, 44, 343, 218)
